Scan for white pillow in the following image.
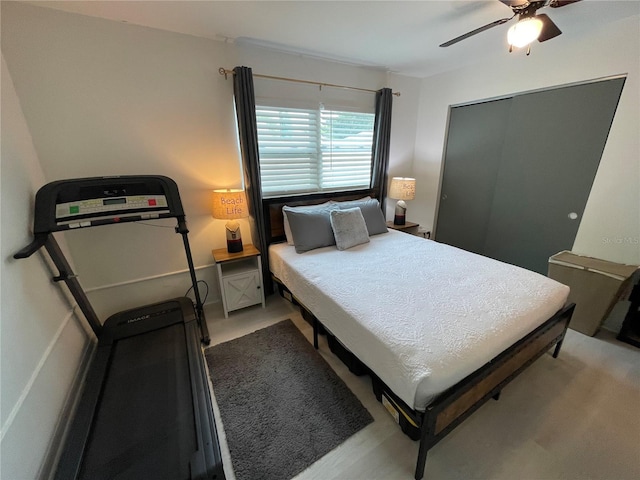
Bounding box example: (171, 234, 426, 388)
(282, 201, 332, 245)
(330, 208, 370, 251)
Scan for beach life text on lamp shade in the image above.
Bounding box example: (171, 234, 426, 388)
(389, 177, 416, 226)
(212, 189, 249, 253)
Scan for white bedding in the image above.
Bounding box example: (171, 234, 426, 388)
(269, 229, 570, 411)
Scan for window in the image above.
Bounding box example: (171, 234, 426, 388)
(256, 105, 375, 196)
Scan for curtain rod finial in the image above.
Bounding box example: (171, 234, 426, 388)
(219, 67, 229, 79)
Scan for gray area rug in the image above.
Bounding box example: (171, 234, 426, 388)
(205, 320, 373, 480)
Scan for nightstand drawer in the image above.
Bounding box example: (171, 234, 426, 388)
(222, 270, 262, 312)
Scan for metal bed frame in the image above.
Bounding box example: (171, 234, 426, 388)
(262, 190, 574, 480)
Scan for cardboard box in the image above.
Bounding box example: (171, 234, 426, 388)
(548, 251, 638, 336)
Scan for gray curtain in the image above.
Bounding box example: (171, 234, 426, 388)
(232, 66, 271, 294)
(370, 88, 393, 208)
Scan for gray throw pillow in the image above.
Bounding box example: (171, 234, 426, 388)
(283, 207, 336, 253)
(336, 198, 388, 235)
(330, 208, 370, 251)
(282, 201, 332, 245)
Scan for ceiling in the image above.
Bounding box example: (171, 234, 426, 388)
(28, 1, 640, 77)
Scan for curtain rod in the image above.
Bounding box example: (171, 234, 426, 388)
(218, 68, 400, 96)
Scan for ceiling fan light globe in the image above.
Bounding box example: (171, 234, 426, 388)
(507, 17, 543, 48)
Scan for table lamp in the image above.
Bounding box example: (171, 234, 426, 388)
(389, 177, 416, 225)
(212, 189, 249, 253)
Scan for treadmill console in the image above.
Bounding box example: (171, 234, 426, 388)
(33, 175, 184, 233)
(55, 194, 169, 227)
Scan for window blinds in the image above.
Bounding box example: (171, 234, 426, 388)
(257, 105, 375, 196)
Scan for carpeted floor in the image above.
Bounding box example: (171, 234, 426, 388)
(204, 319, 373, 480)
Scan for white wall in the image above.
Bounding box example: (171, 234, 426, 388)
(0, 2, 417, 319)
(0, 55, 92, 480)
(1, 1, 238, 318)
(412, 14, 640, 266)
(386, 73, 423, 221)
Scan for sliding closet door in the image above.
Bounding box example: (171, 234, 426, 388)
(435, 99, 512, 255)
(436, 77, 625, 274)
(483, 77, 625, 273)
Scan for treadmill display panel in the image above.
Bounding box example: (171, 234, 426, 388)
(55, 195, 169, 226)
(102, 198, 127, 206)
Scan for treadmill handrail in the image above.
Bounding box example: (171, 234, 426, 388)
(13, 233, 48, 259)
(13, 175, 209, 343)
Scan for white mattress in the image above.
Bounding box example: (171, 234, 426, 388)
(269, 230, 570, 411)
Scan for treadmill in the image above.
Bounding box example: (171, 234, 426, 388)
(14, 175, 225, 480)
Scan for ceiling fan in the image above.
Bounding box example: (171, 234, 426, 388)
(440, 0, 582, 53)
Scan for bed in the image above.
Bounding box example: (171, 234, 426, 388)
(262, 190, 575, 480)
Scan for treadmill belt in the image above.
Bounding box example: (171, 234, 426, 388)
(79, 323, 196, 480)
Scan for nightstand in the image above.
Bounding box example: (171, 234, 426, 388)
(386, 221, 420, 235)
(212, 244, 265, 318)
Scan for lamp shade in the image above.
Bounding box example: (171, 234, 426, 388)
(507, 17, 543, 48)
(389, 177, 416, 201)
(211, 189, 249, 220)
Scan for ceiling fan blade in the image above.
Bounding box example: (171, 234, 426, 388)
(548, 0, 582, 8)
(537, 13, 562, 42)
(439, 16, 513, 47)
